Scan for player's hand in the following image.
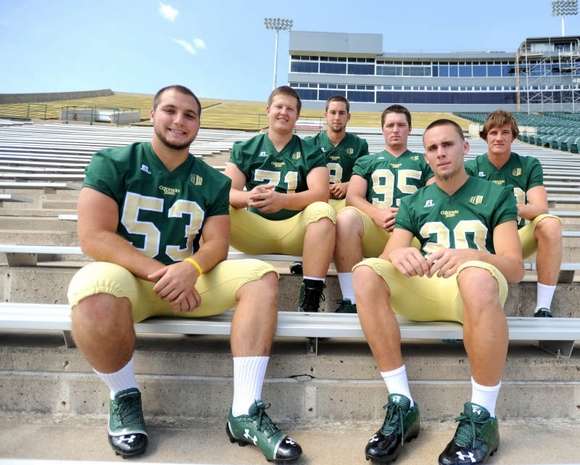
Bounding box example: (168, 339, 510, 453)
(388, 247, 430, 277)
(148, 262, 202, 312)
(426, 248, 481, 278)
(371, 207, 398, 231)
(329, 182, 347, 199)
(248, 184, 287, 213)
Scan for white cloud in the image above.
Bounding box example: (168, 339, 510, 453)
(159, 2, 179, 22)
(172, 38, 196, 55)
(193, 38, 206, 50)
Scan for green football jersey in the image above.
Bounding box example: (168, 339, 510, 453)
(84, 142, 230, 265)
(230, 133, 326, 220)
(352, 150, 432, 207)
(304, 131, 369, 183)
(396, 176, 517, 255)
(465, 153, 543, 228)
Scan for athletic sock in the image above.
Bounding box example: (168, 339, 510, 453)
(470, 377, 501, 417)
(380, 365, 414, 407)
(232, 356, 269, 417)
(94, 357, 139, 400)
(535, 282, 556, 312)
(303, 276, 325, 283)
(338, 272, 356, 303)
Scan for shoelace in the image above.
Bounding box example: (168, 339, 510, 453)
(454, 412, 487, 449)
(380, 402, 407, 444)
(254, 402, 281, 438)
(115, 394, 143, 427)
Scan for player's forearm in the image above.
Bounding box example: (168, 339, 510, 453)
(229, 188, 251, 209)
(347, 194, 378, 219)
(189, 238, 229, 274)
(283, 188, 329, 211)
(476, 250, 524, 284)
(80, 230, 163, 279)
(518, 203, 548, 221)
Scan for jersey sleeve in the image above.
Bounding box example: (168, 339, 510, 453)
(83, 149, 124, 204)
(352, 155, 372, 178)
(464, 159, 477, 177)
(229, 141, 250, 177)
(395, 195, 417, 235)
(526, 157, 544, 190)
(491, 186, 518, 227)
(358, 138, 369, 158)
(205, 175, 231, 217)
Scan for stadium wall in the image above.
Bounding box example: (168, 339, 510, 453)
(0, 89, 114, 104)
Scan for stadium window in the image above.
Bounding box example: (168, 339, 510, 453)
(449, 64, 459, 77)
(487, 65, 501, 77)
(320, 62, 347, 74)
(377, 65, 402, 76)
(347, 63, 375, 75)
(296, 89, 318, 100)
(347, 91, 374, 102)
(291, 62, 319, 73)
(319, 89, 346, 100)
(458, 65, 472, 77)
(439, 64, 450, 77)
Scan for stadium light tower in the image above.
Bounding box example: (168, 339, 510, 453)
(552, 0, 578, 36)
(264, 17, 293, 90)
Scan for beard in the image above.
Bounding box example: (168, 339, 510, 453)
(154, 126, 195, 150)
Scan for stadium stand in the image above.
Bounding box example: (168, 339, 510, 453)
(1, 119, 579, 463)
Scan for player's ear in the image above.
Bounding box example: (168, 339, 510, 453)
(463, 139, 470, 155)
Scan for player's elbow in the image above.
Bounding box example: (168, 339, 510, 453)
(506, 257, 524, 284)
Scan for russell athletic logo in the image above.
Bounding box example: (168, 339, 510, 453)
(424, 199, 434, 208)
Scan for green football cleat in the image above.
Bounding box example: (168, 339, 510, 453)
(438, 402, 499, 465)
(365, 393, 420, 463)
(108, 388, 148, 457)
(335, 299, 357, 314)
(226, 400, 302, 462)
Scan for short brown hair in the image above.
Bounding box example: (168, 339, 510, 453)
(153, 85, 201, 116)
(325, 95, 350, 113)
(424, 119, 465, 140)
(267, 85, 301, 115)
(479, 110, 519, 140)
(381, 104, 412, 129)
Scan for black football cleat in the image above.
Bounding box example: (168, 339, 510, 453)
(365, 394, 420, 463)
(108, 388, 148, 457)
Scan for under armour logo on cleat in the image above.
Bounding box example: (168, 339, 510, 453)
(456, 451, 476, 463)
(285, 437, 297, 445)
(122, 435, 136, 444)
(369, 434, 380, 443)
(244, 428, 258, 445)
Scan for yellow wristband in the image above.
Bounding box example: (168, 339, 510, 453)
(185, 257, 203, 275)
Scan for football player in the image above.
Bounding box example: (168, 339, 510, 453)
(353, 119, 523, 465)
(466, 110, 562, 317)
(67, 85, 301, 462)
(304, 95, 369, 211)
(333, 105, 432, 313)
(225, 86, 335, 312)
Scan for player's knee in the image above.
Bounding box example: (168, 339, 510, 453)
(336, 208, 363, 237)
(256, 271, 279, 304)
(304, 201, 336, 225)
(353, 265, 389, 303)
(535, 216, 561, 243)
(458, 268, 500, 312)
(72, 293, 131, 334)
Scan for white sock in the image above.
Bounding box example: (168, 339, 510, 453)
(94, 357, 139, 400)
(471, 377, 501, 417)
(536, 283, 556, 311)
(303, 275, 325, 282)
(338, 272, 356, 303)
(232, 356, 269, 417)
(380, 365, 413, 407)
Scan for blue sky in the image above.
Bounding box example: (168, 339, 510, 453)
(2, 0, 580, 101)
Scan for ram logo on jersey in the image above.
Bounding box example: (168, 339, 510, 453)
(346, 148, 354, 155)
(292, 152, 301, 160)
(469, 195, 484, 205)
(512, 168, 522, 176)
(190, 175, 204, 186)
(411, 155, 419, 161)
